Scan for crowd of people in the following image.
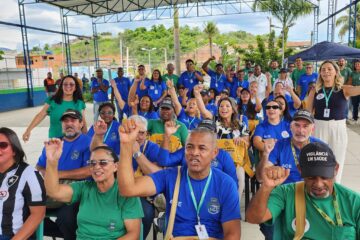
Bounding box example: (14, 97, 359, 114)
(0, 56, 359, 240)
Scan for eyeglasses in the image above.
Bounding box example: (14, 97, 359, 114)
(100, 111, 114, 115)
(87, 159, 114, 168)
(0, 142, 10, 150)
(266, 105, 280, 110)
(63, 83, 75, 87)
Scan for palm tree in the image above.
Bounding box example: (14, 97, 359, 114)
(336, 7, 360, 44)
(203, 22, 219, 56)
(253, 0, 313, 61)
(173, 5, 181, 75)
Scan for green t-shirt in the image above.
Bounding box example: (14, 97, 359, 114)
(267, 183, 360, 240)
(340, 67, 352, 84)
(70, 180, 144, 240)
(291, 68, 306, 88)
(350, 71, 360, 86)
(45, 97, 86, 138)
(163, 73, 179, 87)
(269, 69, 280, 85)
(147, 119, 188, 146)
(244, 67, 253, 80)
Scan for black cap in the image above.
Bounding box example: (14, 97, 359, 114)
(159, 98, 174, 109)
(221, 89, 230, 95)
(60, 109, 82, 121)
(197, 119, 217, 133)
(293, 109, 314, 123)
(299, 142, 337, 179)
(200, 89, 209, 96)
(240, 88, 250, 94)
(280, 68, 287, 73)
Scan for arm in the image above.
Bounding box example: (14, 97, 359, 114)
(265, 73, 272, 98)
(118, 219, 141, 240)
(90, 120, 107, 151)
(254, 96, 262, 112)
(296, 85, 301, 96)
(286, 85, 301, 109)
(111, 80, 125, 110)
(222, 220, 241, 240)
(343, 85, 360, 98)
(117, 120, 157, 197)
(162, 121, 181, 150)
(44, 139, 74, 202)
(167, 81, 182, 116)
(128, 78, 141, 104)
(202, 57, 214, 73)
(346, 76, 353, 86)
(12, 206, 45, 240)
(193, 85, 213, 119)
(253, 136, 265, 152)
(133, 141, 162, 175)
(255, 139, 276, 182)
(140, 78, 147, 90)
(303, 88, 316, 112)
(155, 88, 168, 105)
(23, 104, 49, 142)
(81, 109, 88, 134)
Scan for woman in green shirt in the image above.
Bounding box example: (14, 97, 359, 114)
(23, 75, 87, 141)
(44, 140, 143, 240)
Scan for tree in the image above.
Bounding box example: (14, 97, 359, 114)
(203, 21, 219, 57)
(253, 0, 312, 65)
(335, 6, 360, 46)
(173, 5, 181, 75)
(44, 44, 50, 51)
(0, 50, 4, 60)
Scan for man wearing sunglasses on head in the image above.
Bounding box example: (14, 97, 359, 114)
(36, 109, 92, 240)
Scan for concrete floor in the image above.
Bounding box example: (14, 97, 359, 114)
(1, 104, 359, 239)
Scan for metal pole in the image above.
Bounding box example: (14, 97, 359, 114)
(126, 47, 129, 76)
(164, 48, 167, 67)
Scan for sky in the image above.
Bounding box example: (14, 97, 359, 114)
(0, 0, 350, 51)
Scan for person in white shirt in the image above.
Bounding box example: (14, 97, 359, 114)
(248, 65, 271, 101)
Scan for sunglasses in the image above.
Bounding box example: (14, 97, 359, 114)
(100, 111, 114, 115)
(0, 142, 10, 150)
(266, 105, 280, 110)
(63, 83, 75, 87)
(87, 159, 114, 168)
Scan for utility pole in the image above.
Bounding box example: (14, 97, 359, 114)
(119, 37, 123, 66)
(126, 47, 129, 76)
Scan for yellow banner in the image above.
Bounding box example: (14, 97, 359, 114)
(149, 134, 182, 153)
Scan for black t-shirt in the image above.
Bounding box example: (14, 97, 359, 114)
(314, 88, 347, 120)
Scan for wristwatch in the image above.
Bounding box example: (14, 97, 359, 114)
(133, 151, 142, 159)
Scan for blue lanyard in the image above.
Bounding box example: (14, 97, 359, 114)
(186, 115, 196, 128)
(215, 74, 223, 83)
(187, 71, 194, 79)
(186, 169, 212, 225)
(322, 87, 334, 108)
(103, 121, 113, 143)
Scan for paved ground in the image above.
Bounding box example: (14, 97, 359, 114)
(0, 104, 359, 240)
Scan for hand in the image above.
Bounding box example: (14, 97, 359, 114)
(265, 72, 271, 80)
(263, 138, 276, 155)
(22, 130, 31, 142)
(45, 138, 63, 165)
(182, 88, 189, 97)
(234, 137, 248, 147)
(119, 119, 139, 144)
(166, 80, 174, 89)
(193, 84, 203, 96)
(110, 79, 117, 88)
(262, 166, 290, 188)
(132, 141, 140, 153)
(209, 56, 216, 61)
(164, 121, 180, 137)
(94, 119, 107, 136)
(134, 76, 141, 83)
(285, 84, 293, 93)
(215, 95, 221, 103)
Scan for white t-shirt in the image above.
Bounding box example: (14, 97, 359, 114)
(273, 77, 293, 96)
(249, 73, 268, 100)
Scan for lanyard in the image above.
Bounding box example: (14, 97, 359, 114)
(215, 74, 223, 84)
(186, 169, 212, 225)
(322, 86, 334, 108)
(103, 121, 113, 143)
(186, 115, 196, 128)
(306, 190, 343, 226)
(187, 71, 194, 79)
(290, 140, 309, 165)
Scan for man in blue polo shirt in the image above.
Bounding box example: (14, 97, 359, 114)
(111, 67, 131, 121)
(117, 120, 241, 239)
(37, 109, 91, 240)
(178, 59, 204, 97)
(296, 63, 318, 100)
(202, 56, 228, 93)
(91, 68, 110, 122)
(228, 69, 249, 99)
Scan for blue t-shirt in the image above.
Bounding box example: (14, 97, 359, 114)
(133, 78, 150, 99)
(138, 110, 159, 120)
(87, 120, 121, 155)
(269, 137, 323, 184)
(91, 79, 109, 102)
(150, 166, 240, 238)
(145, 80, 167, 102)
(177, 109, 201, 130)
(37, 134, 91, 170)
(267, 94, 297, 117)
(156, 148, 238, 187)
(297, 73, 318, 100)
(207, 69, 228, 92)
(254, 119, 291, 140)
(178, 71, 202, 97)
(229, 78, 249, 98)
(113, 76, 131, 101)
(206, 103, 218, 117)
(132, 140, 160, 171)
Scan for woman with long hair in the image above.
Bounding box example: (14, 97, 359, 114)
(275, 95, 292, 122)
(304, 60, 360, 182)
(0, 127, 46, 239)
(140, 69, 167, 108)
(23, 75, 87, 141)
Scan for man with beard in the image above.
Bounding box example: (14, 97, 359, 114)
(246, 141, 360, 239)
(36, 109, 91, 240)
(147, 97, 188, 150)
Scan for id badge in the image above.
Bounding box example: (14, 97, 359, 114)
(154, 90, 158, 95)
(195, 224, 209, 240)
(215, 83, 218, 88)
(323, 108, 330, 118)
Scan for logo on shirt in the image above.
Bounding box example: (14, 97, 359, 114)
(316, 93, 325, 100)
(71, 150, 80, 160)
(0, 190, 8, 201)
(108, 219, 116, 231)
(281, 131, 290, 138)
(150, 85, 155, 90)
(169, 199, 182, 207)
(211, 158, 219, 167)
(7, 175, 19, 187)
(291, 218, 310, 233)
(111, 132, 117, 141)
(207, 198, 220, 215)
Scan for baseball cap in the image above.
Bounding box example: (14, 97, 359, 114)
(221, 89, 230, 95)
(196, 119, 217, 133)
(240, 88, 250, 94)
(293, 109, 314, 123)
(200, 89, 209, 96)
(299, 142, 337, 179)
(159, 98, 174, 109)
(60, 109, 82, 121)
(280, 68, 287, 73)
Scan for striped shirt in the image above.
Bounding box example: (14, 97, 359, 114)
(0, 162, 45, 236)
